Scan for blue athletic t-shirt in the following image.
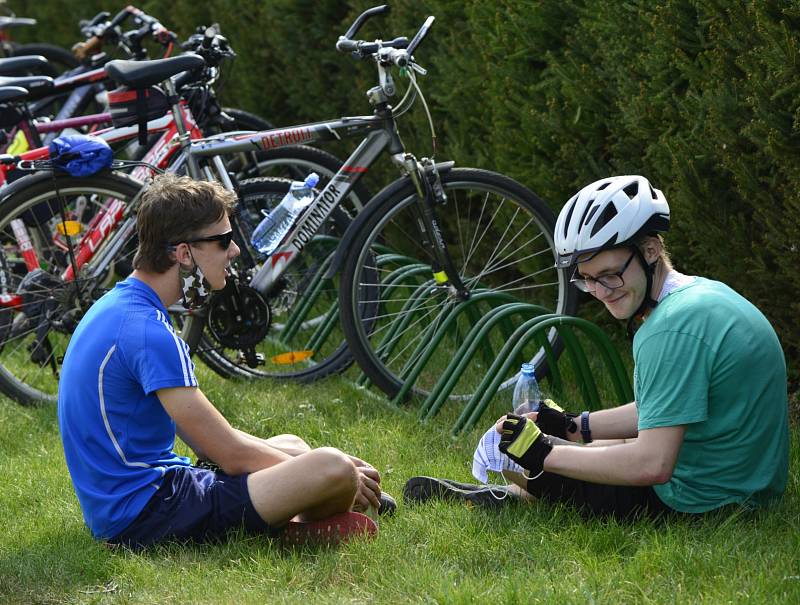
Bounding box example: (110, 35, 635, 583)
(58, 277, 197, 539)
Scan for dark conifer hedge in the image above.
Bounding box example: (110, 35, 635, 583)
(14, 0, 800, 381)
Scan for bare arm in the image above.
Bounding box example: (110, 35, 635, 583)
(581, 402, 639, 442)
(158, 386, 291, 476)
(543, 425, 685, 486)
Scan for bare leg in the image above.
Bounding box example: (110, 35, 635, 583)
(501, 470, 535, 503)
(246, 447, 359, 526)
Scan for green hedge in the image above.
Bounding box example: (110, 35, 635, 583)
(13, 0, 800, 381)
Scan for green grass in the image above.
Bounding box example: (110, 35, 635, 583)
(1, 360, 798, 605)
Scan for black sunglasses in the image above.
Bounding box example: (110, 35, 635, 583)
(169, 230, 234, 250)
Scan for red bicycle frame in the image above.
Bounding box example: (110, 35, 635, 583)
(0, 101, 203, 309)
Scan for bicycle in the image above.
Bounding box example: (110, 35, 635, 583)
(0, 46, 367, 404)
(329, 7, 579, 401)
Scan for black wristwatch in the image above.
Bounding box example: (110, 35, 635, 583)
(580, 411, 592, 444)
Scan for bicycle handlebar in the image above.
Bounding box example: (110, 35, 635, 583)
(336, 5, 433, 64)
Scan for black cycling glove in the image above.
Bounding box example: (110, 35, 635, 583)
(498, 414, 554, 476)
(535, 399, 579, 440)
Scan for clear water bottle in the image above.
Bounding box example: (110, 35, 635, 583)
(250, 172, 320, 257)
(512, 362, 541, 414)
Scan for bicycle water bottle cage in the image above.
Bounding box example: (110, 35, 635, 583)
(48, 134, 113, 177)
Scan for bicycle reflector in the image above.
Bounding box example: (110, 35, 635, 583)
(56, 221, 82, 236)
(271, 350, 315, 365)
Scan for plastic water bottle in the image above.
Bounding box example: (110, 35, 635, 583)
(250, 172, 320, 257)
(512, 362, 541, 414)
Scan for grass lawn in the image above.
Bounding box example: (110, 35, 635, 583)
(1, 360, 797, 605)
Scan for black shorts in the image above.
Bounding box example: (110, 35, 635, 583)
(108, 466, 273, 549)
(525, 471, 675, 520)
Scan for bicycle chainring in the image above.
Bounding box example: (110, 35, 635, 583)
(206, 282, 271, 349)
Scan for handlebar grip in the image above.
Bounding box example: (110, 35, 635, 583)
(385, 36, 409, 49)
(342, 4, 389, 40)
(406, 15, 434, 56)
(336, 38, 359, 53)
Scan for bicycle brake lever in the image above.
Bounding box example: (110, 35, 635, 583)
(410, 62, 427, 76)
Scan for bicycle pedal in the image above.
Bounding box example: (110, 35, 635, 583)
(237, 350, 265, 368)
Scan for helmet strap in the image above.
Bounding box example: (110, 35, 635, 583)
(626, 247, 659, 339)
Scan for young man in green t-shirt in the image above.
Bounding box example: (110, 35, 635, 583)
(404, 175, 789, 518)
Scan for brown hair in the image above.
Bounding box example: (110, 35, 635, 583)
(133, 173, 237, 274)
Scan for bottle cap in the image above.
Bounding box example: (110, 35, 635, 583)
(520, 362, 534, 375)
(304, 172, 320, 188)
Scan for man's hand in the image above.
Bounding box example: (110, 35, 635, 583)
(497, 414, 554, 475)
(535, 399, 580, 441)
(349, 456, 381, 512)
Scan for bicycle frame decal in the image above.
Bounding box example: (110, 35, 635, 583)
(290, 182, 345, 251)
(260, 127, 313, 150)
(62, 198, 126, 281)
(10, 219, 40, 271)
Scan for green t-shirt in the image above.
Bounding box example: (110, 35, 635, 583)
(633, 277, 789, 512)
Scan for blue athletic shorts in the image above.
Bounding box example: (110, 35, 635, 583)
(108, 466, 273, 548)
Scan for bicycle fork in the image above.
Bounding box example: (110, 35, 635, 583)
(398, 154, 470, 301)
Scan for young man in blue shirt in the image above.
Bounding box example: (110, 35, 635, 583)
(59, 174, 391, 547)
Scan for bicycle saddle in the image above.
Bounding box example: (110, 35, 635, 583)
(0, 85, 28, 103)
(0, 55, 48, 76)
(0, 17, 36, 30)
(105, 54, 205, 89)
(0, 74, 53, 94)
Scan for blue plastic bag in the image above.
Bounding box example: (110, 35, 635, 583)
(48, 134, 113, 177)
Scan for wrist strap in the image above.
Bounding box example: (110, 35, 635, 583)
(580, 411, 592, 444)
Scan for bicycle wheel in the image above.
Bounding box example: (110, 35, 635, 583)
(339, 168, 578, 400)
(180, 177, 357, 382)
(0, 170, 143, 405)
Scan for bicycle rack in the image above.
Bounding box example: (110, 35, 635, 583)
(446, 315, 633, 435)
(277, 235, 340, 357)
(413, 301, 552, 417)
(355, 256, 435, 387)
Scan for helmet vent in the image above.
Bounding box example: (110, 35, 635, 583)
(596, 181, 610, 191)
(577, 200, 594, 232)
(623, 183, 638, 199)
(562, 200, 576, 239)
(583, 204, 600, 226)
(591, 203, 618, 237)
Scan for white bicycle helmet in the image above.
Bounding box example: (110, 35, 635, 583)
(554, 175, 669, 269)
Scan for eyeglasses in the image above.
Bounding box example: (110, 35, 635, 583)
(571, 249, 636, 293)
(169, 230, 234, 250)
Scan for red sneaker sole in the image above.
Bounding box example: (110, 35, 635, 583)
(279, 512, 378, 546)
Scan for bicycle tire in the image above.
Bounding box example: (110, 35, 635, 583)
(338, 168, 578, 401)
(180, 177, 357, 382)
(0, 170, 144, 405)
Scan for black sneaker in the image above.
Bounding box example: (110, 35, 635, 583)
(378, 492, 397, 516)
(402, 476, 515, 510)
